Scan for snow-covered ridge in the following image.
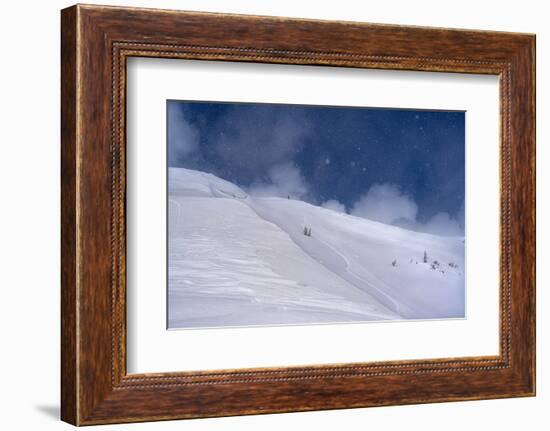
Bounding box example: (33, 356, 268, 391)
(168, 167, 465, 329)
(169, 167, 248, 199)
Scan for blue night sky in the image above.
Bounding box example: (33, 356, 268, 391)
(168, 100, 465, 236)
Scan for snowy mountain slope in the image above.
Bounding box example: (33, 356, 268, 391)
(168, 167, 465, 329)
(251, 199, 465, 319)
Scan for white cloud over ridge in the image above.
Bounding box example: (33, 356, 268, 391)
(351, 183, 418, 225)
(321, 200, 346, 213)
(248, 162, 309, 199)
(344, 183, 463, 237)
(421, 212, 463, 236)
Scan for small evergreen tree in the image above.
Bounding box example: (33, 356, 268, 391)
(423, 250, 428, 263)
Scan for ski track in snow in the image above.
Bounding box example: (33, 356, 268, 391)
(167, 167, 465, 329)
(302, 228, 405, 315)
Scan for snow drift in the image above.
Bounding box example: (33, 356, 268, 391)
(168, 167, 465, 329)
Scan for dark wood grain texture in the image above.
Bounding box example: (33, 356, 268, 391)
(60, 4, 535, 425)
(60, 5, 78, 425)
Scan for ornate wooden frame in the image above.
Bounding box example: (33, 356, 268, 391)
(61, 4, 536, 425)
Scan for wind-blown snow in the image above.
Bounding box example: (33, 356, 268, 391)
(168, 168, 465, 329)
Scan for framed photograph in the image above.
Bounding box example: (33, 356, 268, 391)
(61, 4, 535, 425)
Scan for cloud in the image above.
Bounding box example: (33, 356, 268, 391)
(167, 103, 199, 165)
(321, 199, 346, 213)
(422, 212, 463, 236)
(213, 106, 312, 180)
(351, 183, 418, 225)
(248, 162, 309, 199)
(168, 103, 315, 198)
(350, 183, 463, 236)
